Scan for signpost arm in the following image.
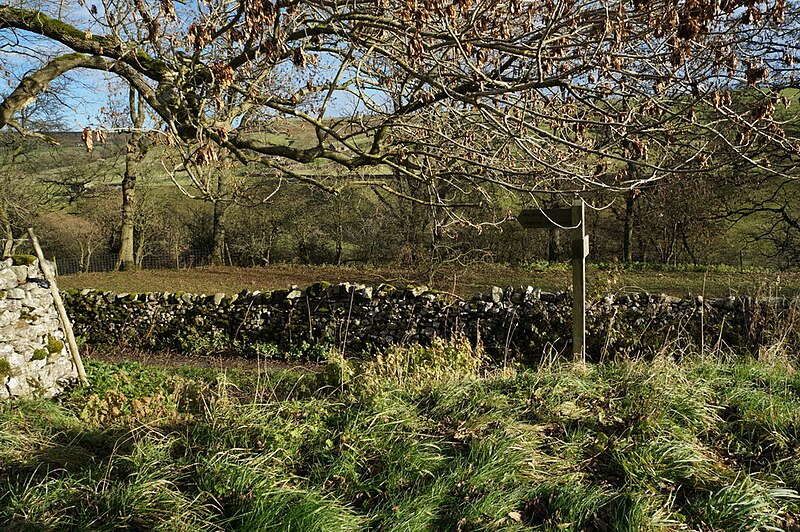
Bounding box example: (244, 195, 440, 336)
(571, 199, 587, 363)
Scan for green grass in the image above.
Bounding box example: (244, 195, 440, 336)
(2, 342, 800, 530)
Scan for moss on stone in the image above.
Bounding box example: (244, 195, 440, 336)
(47, 336, 64, 354)
(306, 281, 331, 297)
(32, 349, 48, 361)
(0, 358, 10, 379)
(10, 254, 36, 266)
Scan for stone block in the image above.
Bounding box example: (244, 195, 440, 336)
(0, 269, 19, 290)
(10, 266, 28, 283)
(490, 286, 504, 304)
(6, 288, 25, 300)
(287, 289, 303, 300)
(6, 376, 31, 397)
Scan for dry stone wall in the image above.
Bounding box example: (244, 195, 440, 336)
(0, 257, 77, 398)
(62, 283, 798, 362)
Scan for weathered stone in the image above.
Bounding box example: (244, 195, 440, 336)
(6, 288, 25, 299)
(490, 286, 504, 304)
(408, 285, 429, 297)
(0, 260, 78, 399)
(6, 376, 30, 397)
(0, 269, 18, 290)
(54, 277, 797, 367)
(723, 296, 736, 311)
(359, 286, 374, 299)
(10, 266, 28, 283)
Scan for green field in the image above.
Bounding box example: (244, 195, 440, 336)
(3, 342, 800, 530)
(57, 263, 800, 298)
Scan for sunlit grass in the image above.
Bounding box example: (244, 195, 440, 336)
(1, 344, 800, 530)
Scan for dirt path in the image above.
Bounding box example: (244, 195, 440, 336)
(82, 345, 320, 373)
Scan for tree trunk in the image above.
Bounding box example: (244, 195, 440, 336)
(115, 89, 144, 271)
(265, 225, 277, 265)
(548, 229, 561, 263)
(211, 200, 228, 265)
(680, 225, 699, 265)
(335, 204, 344, 266)
(622, 191, 635, 263)
(135, 235, 147, 269)
(210, 160, 230, 266)
(116, 148, 137, 270)
(0, 206, 13, 257)
(335, 229, 343, 266)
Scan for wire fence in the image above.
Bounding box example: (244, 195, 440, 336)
(3, 238, 216, 276)
(52, 250, 217, 276)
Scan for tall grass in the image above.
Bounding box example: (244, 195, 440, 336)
(1, 345, 800, 530)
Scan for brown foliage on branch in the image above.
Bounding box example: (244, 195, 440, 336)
(0, 0, 798, 220)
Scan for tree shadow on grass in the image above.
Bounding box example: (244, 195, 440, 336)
(0, 419, 196, 531)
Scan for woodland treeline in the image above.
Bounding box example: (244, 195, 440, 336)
(2, 127, 798, 272)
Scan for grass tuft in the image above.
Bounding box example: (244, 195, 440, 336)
(1, 343, 800, 529)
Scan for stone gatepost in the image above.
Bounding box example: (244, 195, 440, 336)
(0, 256, 78, 398)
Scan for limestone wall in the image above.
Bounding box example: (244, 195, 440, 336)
(0, 256, 77, 398)
(62, 283, 799, 362)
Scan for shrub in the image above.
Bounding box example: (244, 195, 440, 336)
(9, 254, 35, 266)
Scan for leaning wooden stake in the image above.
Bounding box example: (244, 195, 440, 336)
(27, 228, 88, 386)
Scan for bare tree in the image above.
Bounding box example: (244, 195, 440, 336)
(0, 131, 56, 255)
(113, 88, 146, 270)
(0, 0, 798, 228)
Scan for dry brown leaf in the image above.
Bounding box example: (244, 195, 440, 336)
(160, 0, 177, 20)
(82, 127, 94, 153)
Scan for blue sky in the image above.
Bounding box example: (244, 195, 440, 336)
(0, 1, 372, 133)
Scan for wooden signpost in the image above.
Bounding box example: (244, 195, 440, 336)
(518, 199, 588, 362)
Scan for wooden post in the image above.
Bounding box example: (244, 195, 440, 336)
(571, 199, 587, 362)
(27, 228, 88, 386)
(517, 200, 588, 362)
